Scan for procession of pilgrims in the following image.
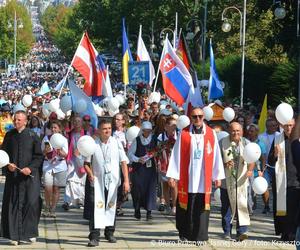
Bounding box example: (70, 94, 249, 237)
(0, 17, 299, 248)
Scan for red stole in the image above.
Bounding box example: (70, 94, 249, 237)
(178, 124, 215, 210)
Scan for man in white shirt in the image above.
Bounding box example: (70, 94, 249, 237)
(84, 119, 129, 247)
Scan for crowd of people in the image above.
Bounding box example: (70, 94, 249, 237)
(0, 21, 300, 250)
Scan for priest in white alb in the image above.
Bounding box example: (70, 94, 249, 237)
(83, 119, 129, 247)
(167, 107, 225, 242)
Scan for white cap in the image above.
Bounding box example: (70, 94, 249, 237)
(141, 121, 152, 130)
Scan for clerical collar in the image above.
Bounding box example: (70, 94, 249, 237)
(17, 127, 26, 134)
(192, 126, 203, 134)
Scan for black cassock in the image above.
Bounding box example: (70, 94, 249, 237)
(0, 128, 43, 241)
(269, 137, 300, 240)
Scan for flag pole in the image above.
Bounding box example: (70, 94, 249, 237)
(153, 35, 167, 92)
(174, 12, 178, 49)
(58, 33, 85, 98)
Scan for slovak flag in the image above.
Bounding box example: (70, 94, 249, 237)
(160, 38, 194, 106)
(72, 32, 104, 97)
(137, 25, 155, 86)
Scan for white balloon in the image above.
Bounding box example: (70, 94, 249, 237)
(252, 176, 268, 195)
(213, 188, 221, 203)
(126, 126, 140, 142)
(107, 97, 120, 111)
(176, 115, 190, 130)
(73, 99, 87, 113)
(60, 95, 72, 113)
(217, 131, 229, 141)
(275, 103, 294, 125)
(93, 103, 104, 117)
(148, 92, 161, 104)
(50, 133, 65, 149)
(243, 142, 262, 163)
(42, 104, 51, 117)
(115, 94, 126, 106)
(49, 99, 60, 112)
(223, 107, 235, 122)
(0, 150, 9, 168)
(22, 95, 32, 107)
(109, 109, 119, 117)
(13, 103, 25, 113)
(77, 135, 97, 157)
(56, 109, 65, 120)
(203, 106, 214, 121)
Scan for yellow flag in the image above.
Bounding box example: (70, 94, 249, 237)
(258, 94, 268, 134)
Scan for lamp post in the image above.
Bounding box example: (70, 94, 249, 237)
(160, 28, 175, 47)
(8, 11, 23, 69)
(221, 0, 247, 108)
(272, 0, 300, 112)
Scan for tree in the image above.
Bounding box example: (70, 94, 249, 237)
(0, 0, 33, 64)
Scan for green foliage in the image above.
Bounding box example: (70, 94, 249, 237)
(0, 0, 33, 63)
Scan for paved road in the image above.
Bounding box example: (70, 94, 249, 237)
(0, 176, 296, 249)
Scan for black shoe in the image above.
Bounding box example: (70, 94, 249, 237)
(146, 211, 153, 220)
(116, 207, 124, 216)
(105, 235, 117, 243)
(262, 206, 270, 214)
(134, 210, 141, 220)
(62, 202, 70, 211)
(158, 203, 165, 211)
(179, 235, 188, 241)
(87, 239, 99, 247)
(237, 233, 248, 242)
(223, 233, 232, 240)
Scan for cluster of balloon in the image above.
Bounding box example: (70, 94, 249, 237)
(223, 107, 235, 122)
(203, 106, 214, 121)
(77, 135, 97, 157)
(50, 133, 65, 149)
(176, 115, 190, 130)
(22, 95, 32, 108)
(0, 150, 10, 168)
(148, 92, 161, 104)
(126, 126, 140, 142)
(275, 102, 294, 125)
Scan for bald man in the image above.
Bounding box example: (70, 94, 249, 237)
(219, 122, 255, 241)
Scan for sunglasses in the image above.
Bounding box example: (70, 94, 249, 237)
(191, 115, 204, 119)
(83, 119, 91, 122)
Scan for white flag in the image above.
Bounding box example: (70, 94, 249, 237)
(137, 25, 155, 86)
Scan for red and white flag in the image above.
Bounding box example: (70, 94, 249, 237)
(137, 25, 155, 86)
(72, 32, 103, 96)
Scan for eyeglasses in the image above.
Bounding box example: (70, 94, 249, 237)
(191, 115, 204, 119)
(83, 119, 90, 122)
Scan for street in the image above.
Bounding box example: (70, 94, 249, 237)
(0, 176, 295, 250)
